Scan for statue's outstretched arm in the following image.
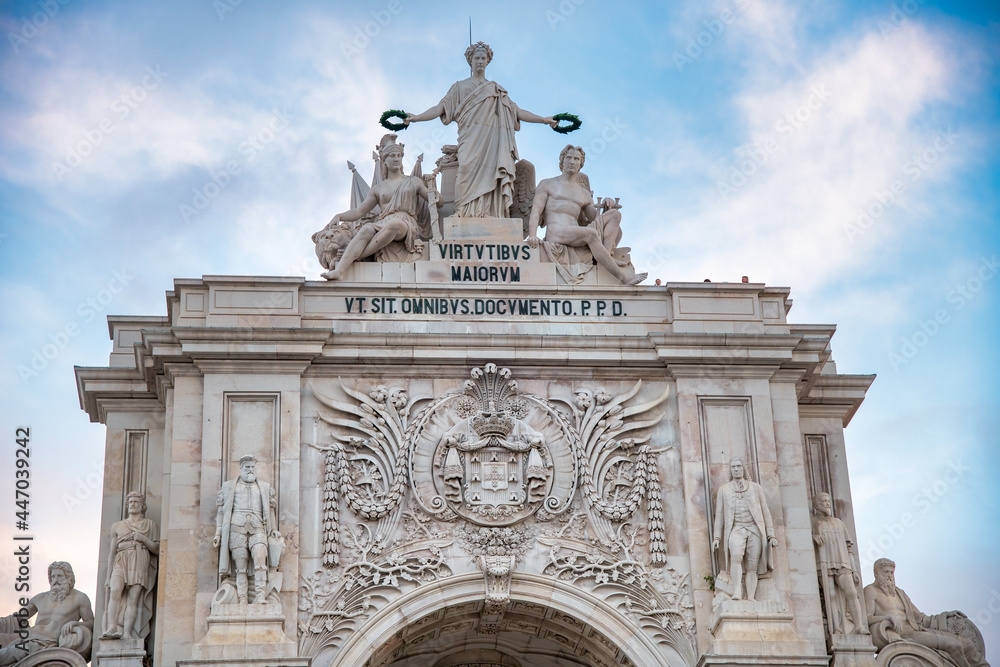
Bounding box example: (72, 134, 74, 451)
(516, 107, 556, 127)
(403, 102, 445, 125)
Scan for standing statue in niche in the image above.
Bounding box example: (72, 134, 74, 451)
(526, 144, 646, 285)
(401, 42, 557, 218)
(0, 562, 94, 666)
(101, 491, 159, 641)
(865, 558, 989, 667)
(314, 139, 431, 280)
(712, 457, 777, 601)
(214, 455, 283, 604)
(811, 492, 867, 636)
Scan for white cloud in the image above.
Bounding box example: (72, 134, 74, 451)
(638, 22, 965, 296)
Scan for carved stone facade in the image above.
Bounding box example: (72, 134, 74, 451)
(76, 246, 885, 666)
(293, 365, 692, 666)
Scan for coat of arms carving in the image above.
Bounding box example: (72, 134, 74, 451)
(414, 364, 570, 526)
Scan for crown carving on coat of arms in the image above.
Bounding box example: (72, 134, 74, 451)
(471, 408, 515, 437)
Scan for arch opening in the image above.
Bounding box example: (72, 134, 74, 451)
(329, 574, 667, 667)
(364, 598, 630, 667)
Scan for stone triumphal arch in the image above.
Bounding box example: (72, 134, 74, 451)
(66, 39, 990, 667)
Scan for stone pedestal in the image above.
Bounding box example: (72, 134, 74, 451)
(830, 633, 878, 667)
(94, 637, 146, 667)
(185, 601, 300, 665)
(697, 600, 828, 667)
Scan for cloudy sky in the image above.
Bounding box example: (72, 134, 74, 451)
(1, 0, 997, 657)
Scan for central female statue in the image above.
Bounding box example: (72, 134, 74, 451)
(404, 42, 556, 218)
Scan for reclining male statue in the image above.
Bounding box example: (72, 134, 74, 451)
(865, 558, 989, 667)
(0, 562, 93, 666)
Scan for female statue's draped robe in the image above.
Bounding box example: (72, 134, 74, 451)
(438, 77, 520, 218)
(372, 175, 424, 262)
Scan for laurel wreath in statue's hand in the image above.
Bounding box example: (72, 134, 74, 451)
(379, 110, 409, 131)
(552, 112, 582, 134)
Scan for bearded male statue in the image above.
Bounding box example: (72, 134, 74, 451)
(214, 454, 282, 604)
(864, 558, 989, 667)
(812, 492, 868, 636)
(0, 562, 94, 666)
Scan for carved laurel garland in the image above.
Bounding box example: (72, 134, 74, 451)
(323, 450, 339, 566)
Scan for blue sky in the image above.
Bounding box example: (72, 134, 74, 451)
(1, 0, 998, 656)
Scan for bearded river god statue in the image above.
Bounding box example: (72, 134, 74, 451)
(0, 562, 93, 666)
(865, 558, 989, 667)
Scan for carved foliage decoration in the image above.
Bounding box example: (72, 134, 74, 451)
(552, 381, 670, 564)
(538, 514, 697, 667)
(303, 367, 692, 664)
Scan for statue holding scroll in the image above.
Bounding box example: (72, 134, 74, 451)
(712, 457, 777, 601)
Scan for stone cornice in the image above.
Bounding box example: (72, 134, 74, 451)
(75, 366, 159, 424)
(798, 373, 877, 426)
(313, 332, 662, 368)
(648, 332, 805, 369)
